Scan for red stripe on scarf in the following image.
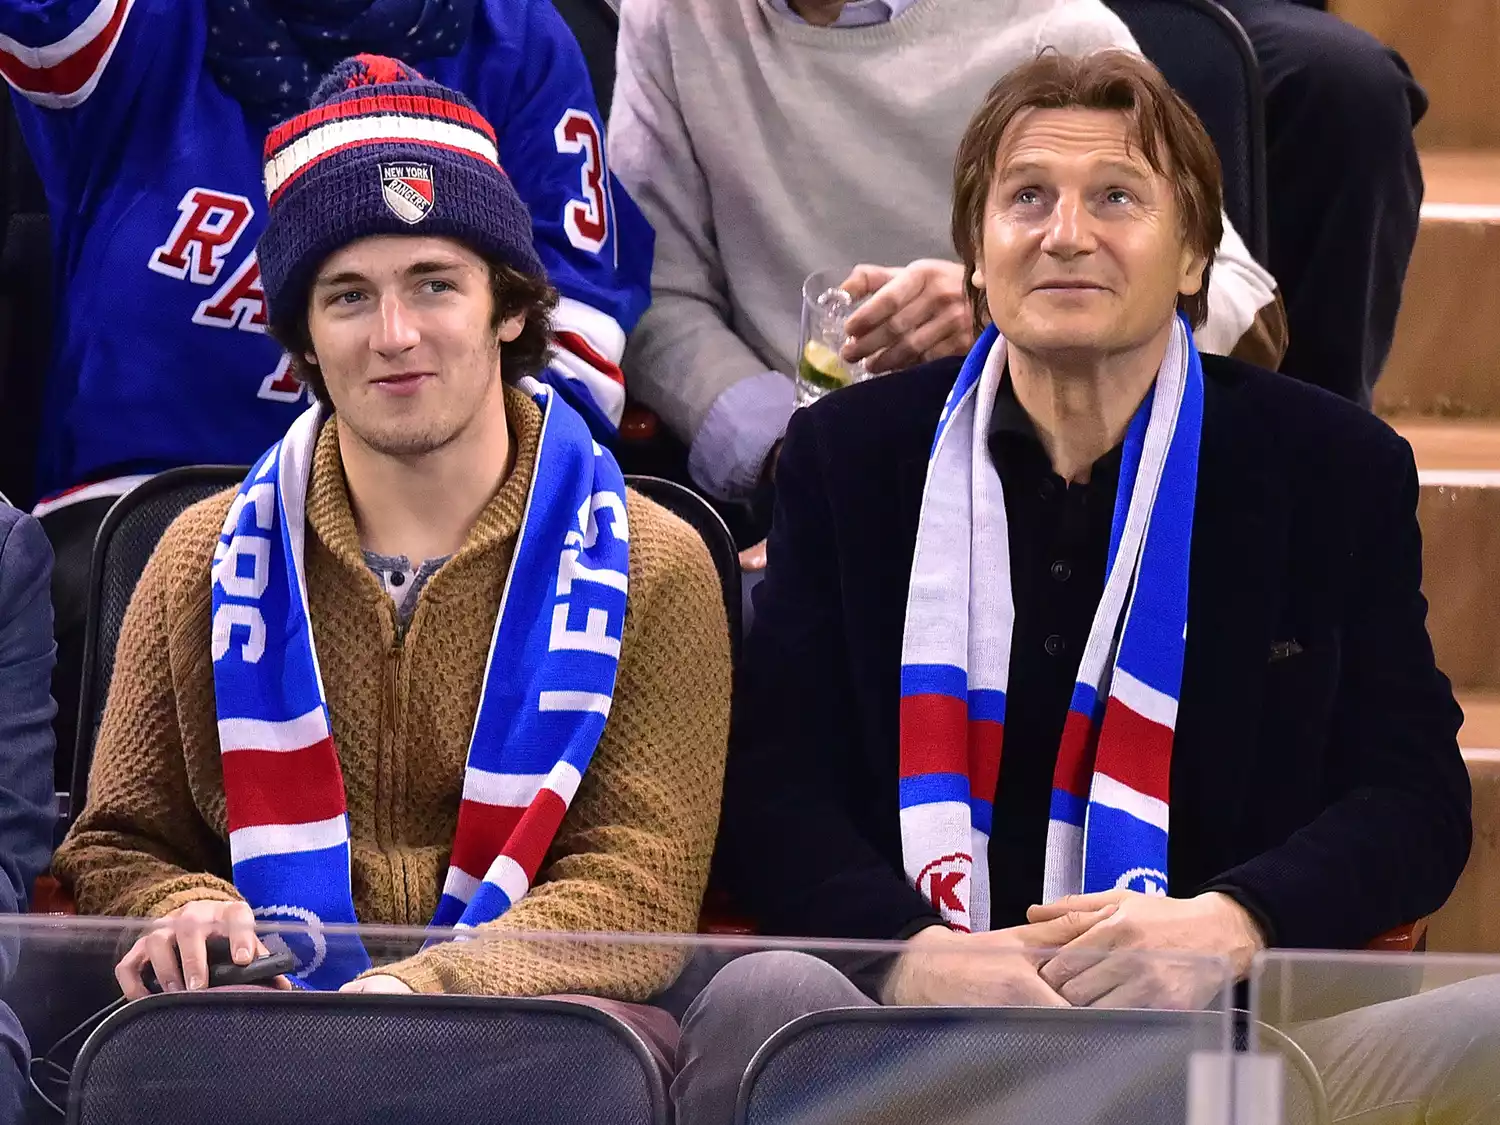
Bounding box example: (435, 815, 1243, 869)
(1095, 699, 1174, 803)
(504, 789, 569, 881)
(968, 718, 1003, 801)
(448, 801, 525, 879)
(1053, 710, 1098, 798)
(899, 694, 969, 778)
(221, 741, 346, 832)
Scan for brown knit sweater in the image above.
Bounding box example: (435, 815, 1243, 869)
(53, 387, 731, 999)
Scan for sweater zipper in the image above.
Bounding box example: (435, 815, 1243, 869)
(381, 641, 405, 921)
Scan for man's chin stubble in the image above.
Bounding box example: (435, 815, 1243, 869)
(358, 424, 460, 460)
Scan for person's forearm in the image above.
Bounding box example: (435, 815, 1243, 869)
(372, 885, 691, 999)
(54, 832, 240, 918)
(626, 294, 783, 450)
(686, 371, 795, 501)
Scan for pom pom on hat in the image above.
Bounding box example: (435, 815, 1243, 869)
(311, 53, 424, 103)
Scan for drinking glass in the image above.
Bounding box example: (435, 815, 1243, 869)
(795, 269, 867, 408)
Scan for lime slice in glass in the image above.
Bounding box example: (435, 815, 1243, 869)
(799, 339, 853, 392)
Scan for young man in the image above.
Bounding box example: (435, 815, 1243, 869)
(53, 58, 729, 1008)
(0, 0, 653, 777)
(683, 51, 1487, 1125)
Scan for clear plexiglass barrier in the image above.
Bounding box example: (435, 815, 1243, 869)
(1248, 948, 1500, 1125)
(16, 914, 1493, 1124)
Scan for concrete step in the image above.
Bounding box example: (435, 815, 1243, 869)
(1374, 152, 1500, 418)
(1395, 419, 1500, 692)
(1428, 695, 1500, 953)
(1331, 0, 1500, 149)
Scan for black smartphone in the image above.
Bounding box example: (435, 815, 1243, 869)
(141, 935, 297, 992)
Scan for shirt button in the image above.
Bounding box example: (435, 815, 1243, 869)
(1044, 634, 1066, 656)
(1038, 479, 1059, 502)
(389, 571, 406, 588)
(1050, 560, 1072, 583)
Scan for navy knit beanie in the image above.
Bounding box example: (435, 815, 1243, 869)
(257, 54, 544, 326)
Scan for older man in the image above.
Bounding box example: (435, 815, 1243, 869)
(679, 50, 1490, 1125)
(610, 0, 1282, 511)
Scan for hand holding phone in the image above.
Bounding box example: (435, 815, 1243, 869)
(116, 900, 296, 998)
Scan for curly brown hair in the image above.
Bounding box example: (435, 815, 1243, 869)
(951, 49, 1223, 334)
(269, 257, 559, 409)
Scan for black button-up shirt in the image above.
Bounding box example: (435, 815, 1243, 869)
(985, 372, 1123, 929)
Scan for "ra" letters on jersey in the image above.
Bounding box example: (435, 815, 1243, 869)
(149, 189, 312, 406)
(148, 188, 256, 285)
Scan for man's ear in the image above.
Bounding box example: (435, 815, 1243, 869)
(495, 310, 526, 345)
(1177, 244, 1208, 299)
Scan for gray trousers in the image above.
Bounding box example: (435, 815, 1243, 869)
(671, 950, 1500, 1125)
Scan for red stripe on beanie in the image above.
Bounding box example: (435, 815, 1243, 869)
(267, 135, 500, 205)
(265, 92, 498, 159)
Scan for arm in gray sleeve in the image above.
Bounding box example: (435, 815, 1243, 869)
(609, 0, 794, 500)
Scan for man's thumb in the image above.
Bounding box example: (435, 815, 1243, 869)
(838, 264, 890, 300)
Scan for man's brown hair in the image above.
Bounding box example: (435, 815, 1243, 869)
(951, 49, 1224, 333)
(270, 258, 559, 409)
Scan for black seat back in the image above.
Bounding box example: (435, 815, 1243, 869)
(626, 474, 742, 669)
(0, 95, 52, 510)
(1106, 0, 1269, 263)
(551, 0, 620, 123)
(68, 467, 246, 823)
(70, 992, 667, 1125)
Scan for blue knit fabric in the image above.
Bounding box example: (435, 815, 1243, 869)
(204, 0, 476, 119)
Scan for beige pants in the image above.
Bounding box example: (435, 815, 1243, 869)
(1284, 973, 1500, 1124)
(673, 951, 1500, 1125)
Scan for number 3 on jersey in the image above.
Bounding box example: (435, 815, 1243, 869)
(554, 109, 610, 254)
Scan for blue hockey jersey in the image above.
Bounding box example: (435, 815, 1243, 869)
(1, 0, 653, 504)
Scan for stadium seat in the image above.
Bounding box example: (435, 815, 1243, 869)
(735, 1006, 1330, 1125)
(625, 475, 743, 669)
(551, 0, 620, 123)
(66, 991, 668, 1125)
(66, 465, 246, 827)
(1104, 0, 1270, 263)
(63, 466, 742, 826)
(0, 95, 52, 511)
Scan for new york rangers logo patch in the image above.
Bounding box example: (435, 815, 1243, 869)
(380, 163, 434, 225)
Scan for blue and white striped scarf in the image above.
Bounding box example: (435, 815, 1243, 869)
(898, 316, 1202, 932)
(209, 378, 628, 988)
